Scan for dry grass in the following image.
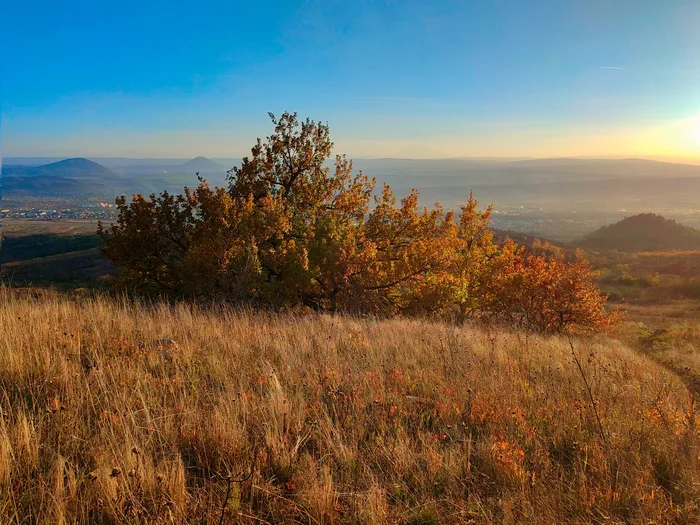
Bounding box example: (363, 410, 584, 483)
(594, 250, 700, 308)
(640, 323, 700, 395)
(622, 302, 700, 328)
(0, 289, 699, 524)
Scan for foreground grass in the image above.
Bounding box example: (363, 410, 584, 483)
(0, 291, 698, 523)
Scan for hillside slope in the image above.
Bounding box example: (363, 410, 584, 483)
(580, 213, 700, 252)
(28, 158, 119, 178)
(0, 220, 110, 289)
(2, 158, 141, 196)
(3, 158, 120, 179)
(0, 293, 697, 523)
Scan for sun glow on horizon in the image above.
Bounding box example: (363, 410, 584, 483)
(691, 114, 700, 149)
(626, 111, 700, 160)
(667, 112, 700, 152)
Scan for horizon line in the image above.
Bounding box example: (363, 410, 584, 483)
(3, 155, 700, 167)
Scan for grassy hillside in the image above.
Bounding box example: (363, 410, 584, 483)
(1, 220, 112, 289)
(0, 291, 698, 523)
(2, 158, 141, 197)
(1, 220, 102, 264)
(1, 249, 112, 289)
(593, 250, 700, 306)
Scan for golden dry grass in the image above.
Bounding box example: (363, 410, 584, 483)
(640, 322, 700, 396)
(0, 289, 699, 523)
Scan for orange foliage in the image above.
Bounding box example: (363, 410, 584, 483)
(483, 241, 623, 333)
(99, 112, 619, 332)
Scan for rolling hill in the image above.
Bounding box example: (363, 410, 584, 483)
(16, 158, 119, 179)
(580, 213, 700, 252)
(2, 158, 141, 197)
(178, 156, 225, 172)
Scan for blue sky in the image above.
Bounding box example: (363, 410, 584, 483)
(2, 0, 700, 159)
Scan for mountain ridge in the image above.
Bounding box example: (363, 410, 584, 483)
(5, 158, 120, 179)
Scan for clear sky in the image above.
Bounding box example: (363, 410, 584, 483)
(2, 0, 699, 160)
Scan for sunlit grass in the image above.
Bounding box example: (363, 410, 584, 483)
(0, 289, 698, 523)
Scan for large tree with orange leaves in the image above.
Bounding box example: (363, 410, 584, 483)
(99, 112, 619, 331)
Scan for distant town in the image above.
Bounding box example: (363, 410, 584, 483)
(1, 202, 116, 221)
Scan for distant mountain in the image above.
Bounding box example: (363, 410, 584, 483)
(579, 214, 700, 252)
(2, 158, 141, 197)
(30, 158, 119, 179)
(179, 157, 225, 172)
(4, 158, 119, 179)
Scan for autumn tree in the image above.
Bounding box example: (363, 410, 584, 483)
(484, 242, 622, 333)
(99, 112, 620, 332)
(98, 191, 196, 293)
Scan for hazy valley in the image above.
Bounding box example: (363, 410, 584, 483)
(6, 155, 700, 242)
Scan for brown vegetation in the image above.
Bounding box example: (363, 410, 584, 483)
(0, 289, 697, 523)
(593, 250, 700, 309)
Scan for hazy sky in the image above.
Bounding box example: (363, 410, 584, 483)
(2, 0, 700, 160)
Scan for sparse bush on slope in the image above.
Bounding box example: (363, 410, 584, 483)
(486, 242, 622, 333)
(0, 290, 696, 524)
(99, 113, 618, 333)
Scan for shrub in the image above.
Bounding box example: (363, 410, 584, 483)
(99, 113, 619, 332)
(484, 241, 623, 333)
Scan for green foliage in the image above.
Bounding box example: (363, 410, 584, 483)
(408, 507, 441, 525)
